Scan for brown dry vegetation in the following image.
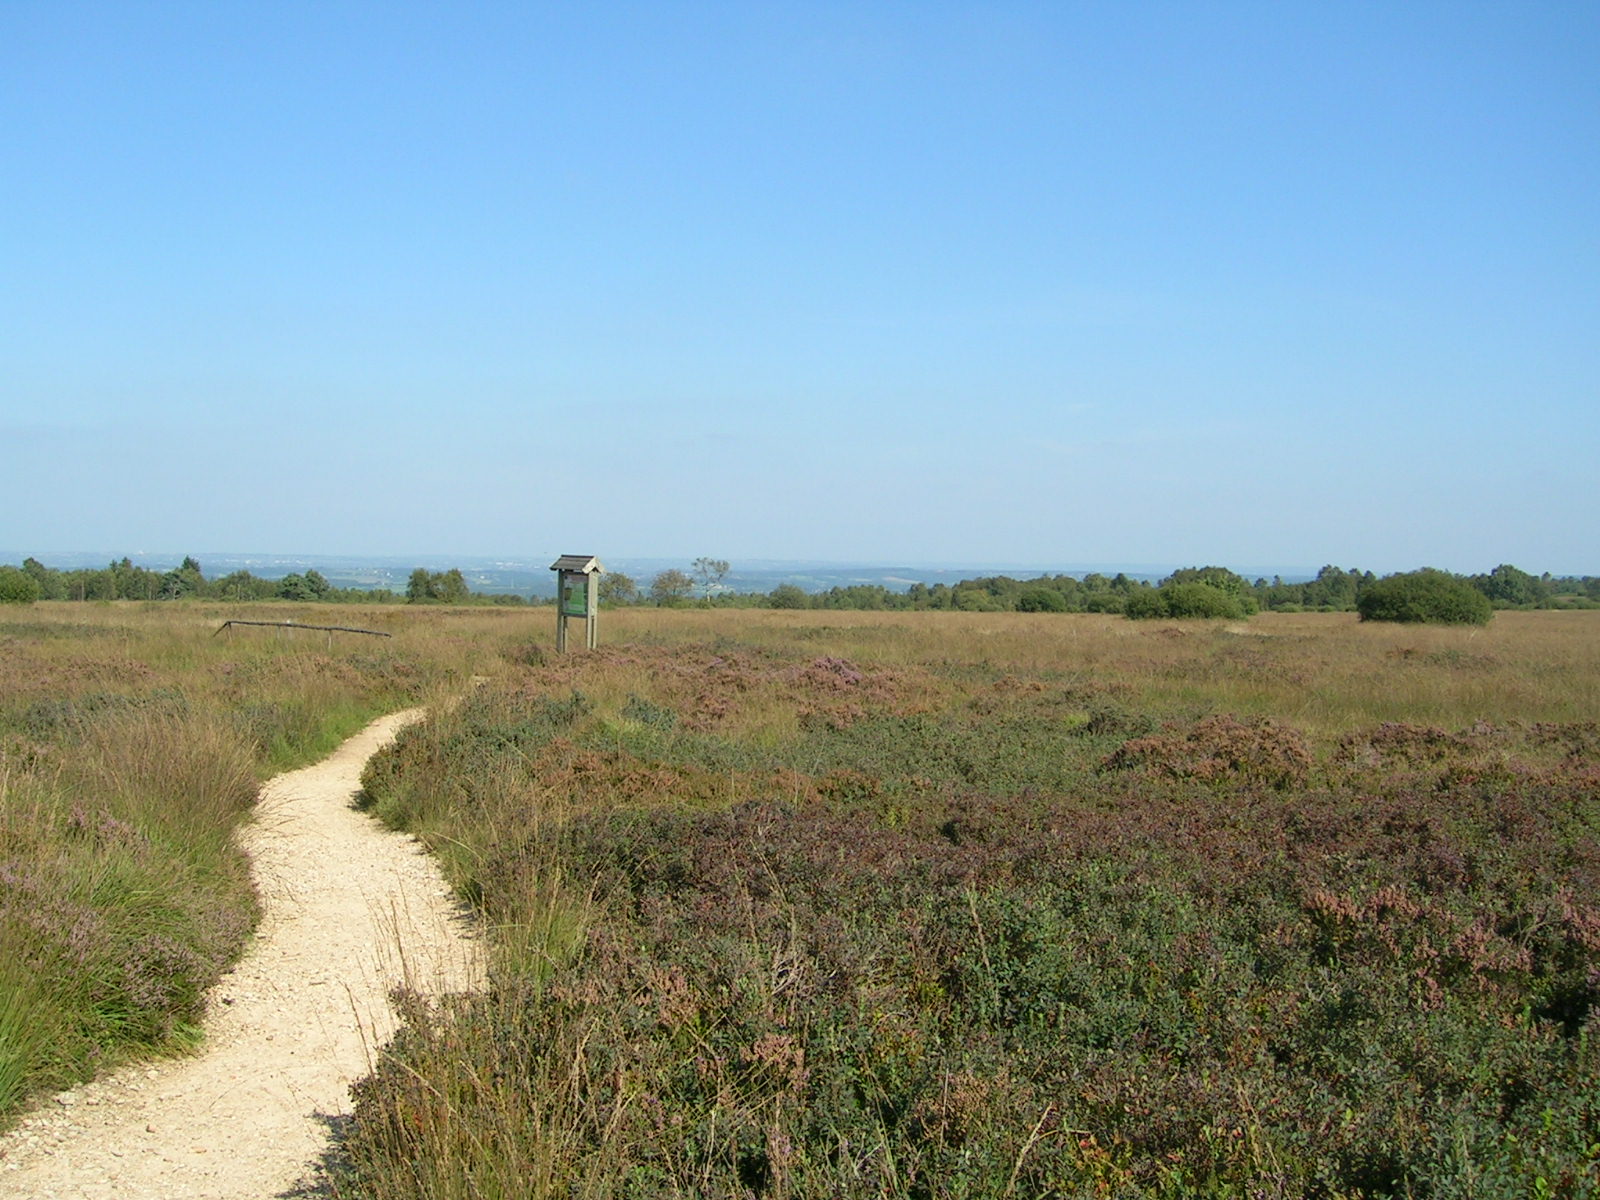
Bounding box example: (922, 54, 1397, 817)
(592, 608, 1598, 731)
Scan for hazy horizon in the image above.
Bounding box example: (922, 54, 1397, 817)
(6, 546, 1593, 586)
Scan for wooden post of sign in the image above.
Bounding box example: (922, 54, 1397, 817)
(550, 555, 604, 652)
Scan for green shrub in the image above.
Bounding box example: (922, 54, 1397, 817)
(0, 566, 41, 605)
(1162, 580, 1248, 619)
(1122, 588, 1167, 619)
(1357, 569, 1493, 626)
(1083, 591, 1125, 613)
(1126, 581, 1248, 620)
(767, 583, 809, 610)
(1016, 587, 1068, 613)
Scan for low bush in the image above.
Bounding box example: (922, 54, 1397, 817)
(1102, 713, 1313, 787)
(0, 566, 41, 605)
(1016, 587, 1069, 613)
(1126, 581, 1249, 620)
(1358, 569, 1494, 626)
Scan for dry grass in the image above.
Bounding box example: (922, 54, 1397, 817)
(595, 607, 1600, 738)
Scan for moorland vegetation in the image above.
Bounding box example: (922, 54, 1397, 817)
(344, 607, 1600, 1198)
(5, 595, 1598, 1196)
(0, 603, 521, 1119)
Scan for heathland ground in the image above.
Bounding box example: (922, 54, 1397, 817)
(3, 604, 1598, 1197)
(352, 607, 1599, 1198)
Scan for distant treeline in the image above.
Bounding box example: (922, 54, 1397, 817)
(610, 562, 1598, 616)
(812, 564, 1598, 615)
(0, 557, 535, 607)
(4, 556, 1596, 617)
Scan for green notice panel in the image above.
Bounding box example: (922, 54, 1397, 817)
(563, 579, 588, 620)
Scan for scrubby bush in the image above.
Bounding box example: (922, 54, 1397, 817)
(1162, 580, 1248, 619)
(0, 566, 41, 605)
(767, 583, 809, 609)
(1471, 563, 1546, 608)
(1083, 590, 1125, 613)
(1122, 587, 1167, 619)
(1016, 587, 1069, 612)
(1357, 569, 1493, 626)
(1125, 581, 1249, 620)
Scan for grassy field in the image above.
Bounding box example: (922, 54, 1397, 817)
(0, 601, 534, 1121)
(343, 608, 1600, 1199)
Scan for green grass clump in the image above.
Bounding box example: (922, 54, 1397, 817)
(0, 720, 257, 1105)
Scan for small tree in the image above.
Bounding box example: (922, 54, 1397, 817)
(406, 568, 437, 603)
(1122, 588, 1167, 619)
(1162, 567, 1258, 615)
(436, 569, 470, 605)
(158, 555, 205, 600)
(1357, 569, 1492, 626)
(650, 569, 694, 607)
(21, 557, 63, 600)
(1471, 564, 1544, 608)
(407, 568, 469, 604)
(692, 557, 731, 599)
(1162, 581, 1248, 619)
(215, 570, 268, 601)
(599, 572, 639, 606)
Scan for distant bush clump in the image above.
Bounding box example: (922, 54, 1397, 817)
(1125, 581, 1249, 620)
(1357, 569, 1493, 626)
(0, 566, 41, 605)
(1016, 587, 1069, 612)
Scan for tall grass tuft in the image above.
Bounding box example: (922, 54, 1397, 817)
(80, 709, 259, 853)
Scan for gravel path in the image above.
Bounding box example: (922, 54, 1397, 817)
(0, 709, 481, 1199)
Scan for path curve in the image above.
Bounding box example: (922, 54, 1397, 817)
(0, 709, 481, 1199)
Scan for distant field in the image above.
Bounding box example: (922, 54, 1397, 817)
(347, 608, 1600, 1198)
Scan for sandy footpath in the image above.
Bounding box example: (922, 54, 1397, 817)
(0, 709, 482, 1199)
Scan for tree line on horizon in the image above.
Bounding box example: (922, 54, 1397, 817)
(0, 556, 529, 607)
(3, 556, 1596, 623)
(605, 561, 1599, 622)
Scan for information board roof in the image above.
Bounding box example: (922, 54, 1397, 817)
(549, 554, 604, 574)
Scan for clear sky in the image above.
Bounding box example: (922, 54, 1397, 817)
(4, 2, 1596, 576)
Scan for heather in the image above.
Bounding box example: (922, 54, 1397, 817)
(0, 601, 514, 1120)
(346, 610, 1600, 1198)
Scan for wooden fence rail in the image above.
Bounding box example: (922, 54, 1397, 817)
(213, 619, 392, 642)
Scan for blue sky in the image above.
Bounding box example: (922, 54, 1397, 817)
(4, 2, 1596, 575)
